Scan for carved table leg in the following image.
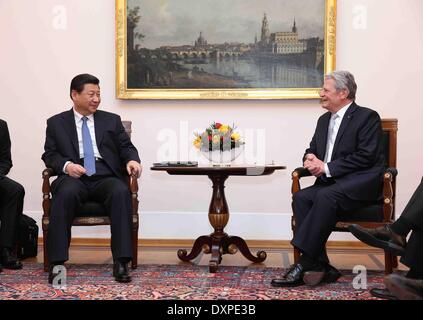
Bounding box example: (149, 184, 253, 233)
(178, 235, 211, 261)
(209, 236, 224, 273)
(226, 235, 267, 263)
(207, 174, 229, 272)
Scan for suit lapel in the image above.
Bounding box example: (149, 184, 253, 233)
(332, 102, 358, 156)
(318, 112, 331, 158)
(63, 109, 79, 155)
(93, 111, 105, 149)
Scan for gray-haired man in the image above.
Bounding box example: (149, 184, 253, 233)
(271, 71, 385, 287)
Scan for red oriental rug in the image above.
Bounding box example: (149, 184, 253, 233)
(0, 263, 388, 300)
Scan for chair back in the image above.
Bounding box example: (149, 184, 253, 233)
(381, 119, 397, 169)
(381, 119, 398, 216)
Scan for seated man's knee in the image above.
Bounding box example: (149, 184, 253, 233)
(293, 189, 308, 204)
(54, 181, 83, 201)
(110, 182, 130, 198)
(314, 188, 338, 204)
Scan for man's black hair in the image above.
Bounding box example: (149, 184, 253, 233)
(70, 74, 99, 100)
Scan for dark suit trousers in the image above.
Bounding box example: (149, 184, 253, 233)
(401, 229, 423, 276)
(48, 171, 132, 263)
(291, 180, 365, 263)
(393, 177, 423, 275)
(396, 177, 423, 231)
(0, 176, 25, 248)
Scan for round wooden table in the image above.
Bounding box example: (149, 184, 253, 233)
(151, 165, 286, 272)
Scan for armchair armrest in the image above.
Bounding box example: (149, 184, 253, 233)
(127, 173, 139, 192)
(382, 167, 397, 222)
(42, 168, 56, 219)
(128, 173, 139, 225)
(42, 168, 55, 177)
(42, 168, 56, 192)
(291, 167, 311, 194)
(292, 167, 312, 179)
(384, 167, 398, 178)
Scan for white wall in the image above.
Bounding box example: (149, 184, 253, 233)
(1, 0, 422, 240)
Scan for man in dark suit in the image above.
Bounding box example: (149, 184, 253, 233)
(42, 74, 141, 283)
(271, 70, 385, 287)
(0, 119, 24, 271)
(348, 178, 423, 299)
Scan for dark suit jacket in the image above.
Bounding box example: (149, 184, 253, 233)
(304, 102, 384, 201)
(0, 119, 13, 177)
(42, 109, 140, 180)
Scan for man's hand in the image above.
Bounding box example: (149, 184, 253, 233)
(127, 160, 142, 178)
(303, 153, 325, 177)
(66, 163, 86, 178)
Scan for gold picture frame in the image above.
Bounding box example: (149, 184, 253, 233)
(116, 0, 336, 100)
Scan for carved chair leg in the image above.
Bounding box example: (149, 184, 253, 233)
(384, 251, 394, 274)
(392, 254, 398, 268)
(131, 226, 138, 269)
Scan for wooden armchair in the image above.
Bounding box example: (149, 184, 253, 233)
(41, 121, 139, 272)
(291, 119, 398, 274)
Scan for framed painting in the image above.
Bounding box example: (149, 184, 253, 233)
(116, 0, 336, 99)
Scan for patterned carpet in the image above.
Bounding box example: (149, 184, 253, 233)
(0, 263, 387, 300)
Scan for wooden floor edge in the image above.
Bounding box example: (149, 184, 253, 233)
(37, 237, 381, 252)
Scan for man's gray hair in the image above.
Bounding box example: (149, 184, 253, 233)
(325, 70, 357, 100)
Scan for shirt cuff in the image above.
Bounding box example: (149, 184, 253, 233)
(324, 163, 332, 177)
(63, 161, 72, 174)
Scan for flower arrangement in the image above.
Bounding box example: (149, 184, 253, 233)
(193, 122, 244, 152)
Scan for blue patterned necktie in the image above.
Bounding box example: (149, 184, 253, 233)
(82, 116, 96, 176)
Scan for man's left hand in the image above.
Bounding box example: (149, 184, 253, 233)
(126, 160, 142, 178)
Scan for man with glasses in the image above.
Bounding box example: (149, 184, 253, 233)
(42, 74, 141, 284)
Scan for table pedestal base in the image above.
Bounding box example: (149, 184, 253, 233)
(178, 233, 267, 273)
(168, 172, 275, 273)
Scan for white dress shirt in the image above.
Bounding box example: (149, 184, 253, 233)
(324, 102, 352, 177)
(63, 109, 102, 173)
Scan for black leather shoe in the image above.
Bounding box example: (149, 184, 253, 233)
(48, 264, 65, 285)
(348, 224, 406, 256)
(384, 273, 423, 300)
(1, 247, 23, 270)
(271, 263, 306, 287)
(113, 260, 131, 283)
(304, 264, 341, 286)
(370, 287, 397, 300)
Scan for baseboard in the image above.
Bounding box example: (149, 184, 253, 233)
(37, 237, 382, 252)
